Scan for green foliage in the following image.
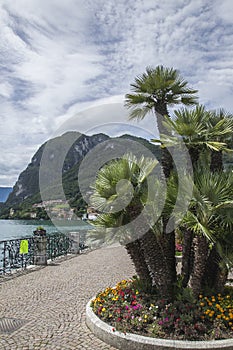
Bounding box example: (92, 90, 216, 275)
(125, 65, 198, 120)
(89, 153, 159, 245)
(162, 107, 233, 151)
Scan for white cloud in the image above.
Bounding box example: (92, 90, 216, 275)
(0, 82, 13, 98)
(54, 97, 158, 140)
(0, 0, 232, 186)
(215, 0, 233, 24)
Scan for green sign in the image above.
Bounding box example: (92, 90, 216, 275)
(20, 240, 29, 254)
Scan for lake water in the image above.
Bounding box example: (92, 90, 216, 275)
(0, 219, 92, 241)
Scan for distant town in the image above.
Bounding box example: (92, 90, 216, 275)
(9, 199, 98, 221)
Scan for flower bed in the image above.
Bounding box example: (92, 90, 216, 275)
(90, 279, 233, 341)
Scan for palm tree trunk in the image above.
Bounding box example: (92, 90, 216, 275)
(160, 231, 177, 298)
(155, 106, 174, 179)
(203, 246, 220, 289)
(213, 265, 228, 294)
(210, 151, 223, 172)
(181, 229, 194, 287)
(189, 235, 209, 297)
(189, 147, 200, 167)
(139, 230, 174, 299)
(204, 247, 229, 293)
(125, 240, 152, 288)
(153, 104, 176, 298)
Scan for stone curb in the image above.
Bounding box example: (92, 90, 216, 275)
(86, 299, 233, 350)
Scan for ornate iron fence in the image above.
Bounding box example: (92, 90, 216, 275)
(0, 233, 74, 274)
(47, 233, 73, 260)
(0, 237, 35, 274)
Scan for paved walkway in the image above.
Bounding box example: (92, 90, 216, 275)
(0, 246, 135, 350)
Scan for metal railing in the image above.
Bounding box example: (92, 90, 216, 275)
(0, 233, 74, 274)
(0, 237, 35, 274)
(47, 233, 73, 260)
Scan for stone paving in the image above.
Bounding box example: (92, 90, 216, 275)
(0, 246, 135, 350)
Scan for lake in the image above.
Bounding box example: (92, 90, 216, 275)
(0, 219, 92, 241)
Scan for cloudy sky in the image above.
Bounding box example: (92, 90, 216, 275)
(0, 0, 233, 186)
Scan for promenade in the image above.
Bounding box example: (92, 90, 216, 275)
(0, 245, 135, 350)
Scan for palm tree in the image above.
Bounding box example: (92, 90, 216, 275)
(88, 153, 175, 298)
(125, 66, 198, 295)
(181, 169, 233, 297)
(154, 106, 233, 294)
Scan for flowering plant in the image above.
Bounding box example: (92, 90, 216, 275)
(175, 242, 183, 252)
(198, 291, 233, 334)
(91, 278, 233, 340)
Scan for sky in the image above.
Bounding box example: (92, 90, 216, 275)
(0, 0, 233, 187)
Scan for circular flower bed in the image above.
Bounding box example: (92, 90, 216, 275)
(90, 278, 233, 341)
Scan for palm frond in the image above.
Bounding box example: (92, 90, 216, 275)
(182, 211, 215, 243)
(125, 65, 199, 122)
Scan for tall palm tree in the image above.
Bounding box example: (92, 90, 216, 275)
(125, 66, 198, 294)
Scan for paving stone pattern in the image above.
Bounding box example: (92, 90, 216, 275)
(0, 246, 135, 350)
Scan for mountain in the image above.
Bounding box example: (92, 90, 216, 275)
(0, 187, 12, 203)
(0, 132, 161, 219)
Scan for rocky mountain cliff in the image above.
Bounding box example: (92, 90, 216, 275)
(0, 132, 160, 219)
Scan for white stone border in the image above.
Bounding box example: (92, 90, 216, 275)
(86, 299, 233, 350)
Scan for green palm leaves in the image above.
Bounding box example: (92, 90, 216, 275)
(89, 153, 160, 245)
(182, 169, 233, 242)
(158, 106, 233, 152)
(125, 65, 198, 120)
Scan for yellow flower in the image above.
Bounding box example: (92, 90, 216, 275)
(102, 307, 106, 312)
